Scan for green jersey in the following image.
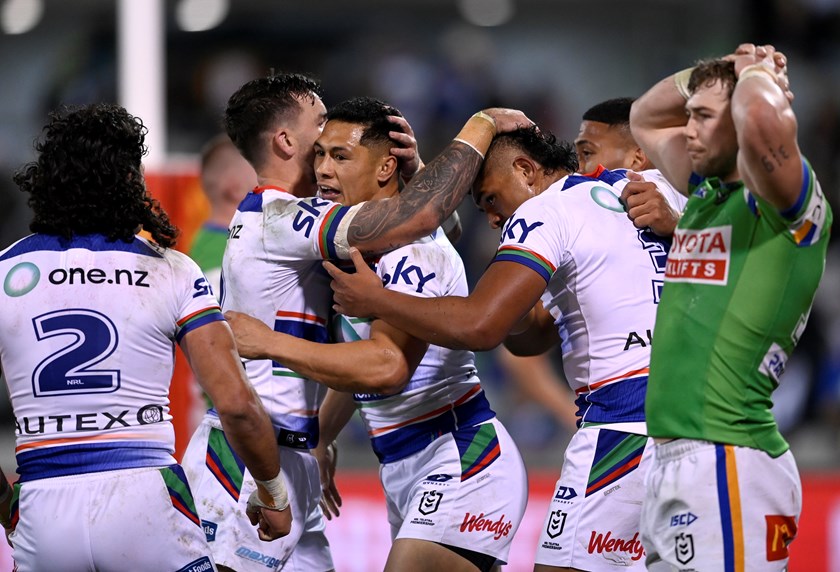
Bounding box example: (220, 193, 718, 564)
(647, 160, 832, 457)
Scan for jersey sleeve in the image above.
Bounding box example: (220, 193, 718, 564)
(263, 196, 360, 261)
(491, 196, 563, 284)
(169, 250, 224, 342)
(772, 158, 833, 247)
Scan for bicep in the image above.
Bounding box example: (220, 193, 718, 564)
(736, 106, 802, 210)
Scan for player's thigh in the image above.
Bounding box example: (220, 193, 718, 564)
(385, 538, 484, 572)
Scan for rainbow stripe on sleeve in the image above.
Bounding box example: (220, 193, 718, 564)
(175, 306, 224, 342)
(492, 246, 556, 283)
(317, 204, 351, 259)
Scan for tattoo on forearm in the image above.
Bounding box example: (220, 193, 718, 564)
(760, 144, 790, 173)
(348, 141, 482, 250)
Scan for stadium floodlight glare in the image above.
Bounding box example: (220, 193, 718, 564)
(175, 0, 229, 32)
(457, 0, 514, 27)
(1, 0, 43, 35)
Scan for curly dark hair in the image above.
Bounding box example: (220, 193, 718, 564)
(689, 59, 737, 99)
(486, 125, 579, 175)
(326, 96, 403, 150)
(224, 72, 323, 167)
(14, 103, 178, 247)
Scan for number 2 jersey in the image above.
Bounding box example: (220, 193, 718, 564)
(492, 168, 687, 432)
(0, 234, 223, 481)
(332, 229, 495, 464)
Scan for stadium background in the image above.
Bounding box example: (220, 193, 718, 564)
(0, 0, 839, 569)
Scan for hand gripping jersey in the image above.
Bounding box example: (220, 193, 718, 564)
(332, 229, 496, 464)
(646, 159, 833, 456)
(0, 234, 223, 482)
(220, 186, 359, 448)
(492, 169, 686, 431)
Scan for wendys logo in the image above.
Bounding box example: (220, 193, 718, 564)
(665, 226, 731, 285)
(587, 530, 645, 562)
(460, 512, 513, 540)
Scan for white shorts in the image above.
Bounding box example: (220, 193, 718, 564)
(380, 418, 528, 564)
(641, 439, 801, 571)
(10, 465, 217, 572)
(182, 416, 333, 572)
(534, 426, 653, 570)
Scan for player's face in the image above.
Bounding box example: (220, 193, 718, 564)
(685, 81, 739, 180)
(293, 93, 328, 187)
(314, 120, 388, 206)
(575, 120, 635, 173)
(472, 160, 536, 229)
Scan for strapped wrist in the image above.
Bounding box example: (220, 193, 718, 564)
(673, 67, 695, 100)
(253, 472, 290, 511)
(738, 63, 778, 84)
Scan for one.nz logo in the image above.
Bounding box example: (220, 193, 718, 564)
(419, 490, 443, 515)
(546, 509, 567, 539)
(675, 532, 695, 564)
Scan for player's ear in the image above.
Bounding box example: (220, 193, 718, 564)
(630, 146, 653, 171)
(272, 128, 295, 160)
(378, 155, 398, 184)
(514, 156, 538, 186)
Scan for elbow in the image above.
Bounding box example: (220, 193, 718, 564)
(457, 319, 506, 352)
(363, 350, 411, 395)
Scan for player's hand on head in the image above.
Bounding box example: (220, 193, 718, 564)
(620, 171, 681, 237)
(481, 108, 535, 134)
(323, 248, 383, 318)
(225, 310, 271, 360)
(388, 115, 423, 181)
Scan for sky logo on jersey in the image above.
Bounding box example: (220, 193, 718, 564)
(501, 217, 544, 244)
(3, 262, 40, 297)
(382, 256, 436, 293)
(665, 226, 731, 285)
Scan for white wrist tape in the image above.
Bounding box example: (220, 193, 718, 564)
(251, 472, 290, 511)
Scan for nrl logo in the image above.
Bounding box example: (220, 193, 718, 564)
(418, 490, 442, 515)
(546, 509, 567, 539)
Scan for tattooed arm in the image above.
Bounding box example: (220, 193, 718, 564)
(343, 108, 532, 258)
(730, 45, 802, 210)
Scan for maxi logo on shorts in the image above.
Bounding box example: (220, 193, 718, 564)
(235, 546, 280, 569)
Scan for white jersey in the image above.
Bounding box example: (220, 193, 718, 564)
(220, 185, 358, 449)
(333, 229, 495, 464)
(493, 168, 686, 429)
(0, 233, 222, 482)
